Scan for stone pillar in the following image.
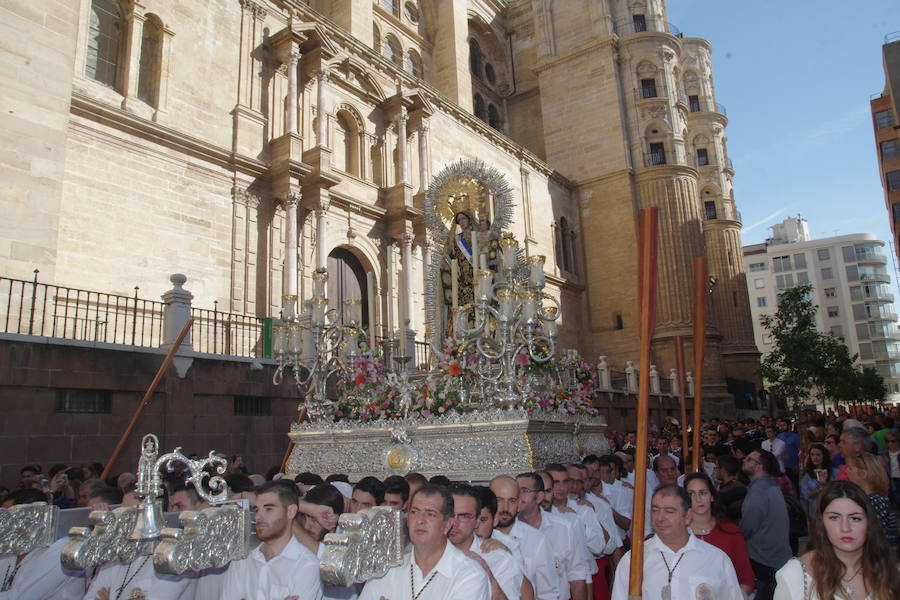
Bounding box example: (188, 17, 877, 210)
(316, 68, 330, 147)
(285, 50, 300, 134)
(161, 273, 193, 350)
(417, 121, 429, 193)
(399, 232, 415, 349)
(397, 108, 409, 185)
(282, 192, 300, 319)
(315, 198, 330, 271)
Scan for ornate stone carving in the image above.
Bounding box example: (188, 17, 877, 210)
(153, 505, 251, 575)
(320, 506, 407, 587)
(0, 502, 58, 556)
(239, 0, 267, 19)
(62, 507, 151, 570)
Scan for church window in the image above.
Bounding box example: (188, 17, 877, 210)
(689, 95, 700, 112)
(473, 93, 486, 121)
(704, 201, 717, 220)
(381, 0, 399, 17)
(404, 2, 419, 23)
(648, 142, 666, 165)
(334, 111, 360, 177)
(485, 63, 496, 85)
(405, 49, 423, 78)
(487, 104, 501, 130)
(137, 14, 162, 106)
(640, 78, 657, 98)
(614, 314, 624, 330)
(384, 34, 402, 66)
(633, 14, 647, 32)
(696, 148, 709, 166)
(373, 24, 381, 54)
(555, 217, 576, 273)
(469, 38, 483, 78)
(86, 0, 123, 88)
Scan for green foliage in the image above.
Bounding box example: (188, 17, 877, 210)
(759, 285, 886, 413)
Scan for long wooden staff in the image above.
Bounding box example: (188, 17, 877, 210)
(101, 319, 194, 481)
(674, 336, 689, 463)
(690, 257, 708, 474)
(628, 207, 658, 600)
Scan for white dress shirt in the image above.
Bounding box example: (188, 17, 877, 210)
(213, 536, 323, 600)
(0, 537, 84, 600)
(504, 520, 558, 600)
(762, 438, 788, 472)
(470, 535, 523, 600)
(581, 494, 622, 555)
(537, 511, 589, 600)
(600, 480, 633, 539)
(359, 541, 489, 600)
(84, 553, 196, 600)
(611, 534, 742, 600)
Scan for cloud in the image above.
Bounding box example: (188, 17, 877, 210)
(743, 205, 794, 233)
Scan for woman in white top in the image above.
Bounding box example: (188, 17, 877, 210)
(774, 481, 899, 600)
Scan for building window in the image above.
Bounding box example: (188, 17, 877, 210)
(881, 139, 900, 160)
(55, 389, 112, 413)
(817, 248, 830, 261)
(875, 109, 896, 129)
(641, 78, 658, 99)
(473, 93, 486, 121)
(648, 142, 666, 165)
(688, 95, 700, 112)
(825, 287, 836, 298)
(86, 0, 122, 88)
(614, 313, 624, 330)
(469, 38, 483, 78)
(555, 217, 575, 273)
(757, 297, 767, 307)
(384, 35, 402, 66)
(776, 274, 794, 290)
(633, 14, 647, 32)
(704, 201, 717, 220)
(830, 325, 843, 338)
(405, 49, 423, 78)
(485, 63, 496, 85)
(754, 278, 765, 289)
(749, 262, 766, 272)
(137, 15, 162, 106)
(887, 170, 900, 191)
(893, 203, 900, 223)
(404, 1, 419, 23)
(796, 271, 809, 285)
(827, 306, 839, 318)
(488, 104, 501, 130)
(793, 253, 807, 269)
(821, 267, 833, 280)
(773, 255, 792, 272)
(696, 148, 709, 166)
(381, 0, 399, 16)
(234, 396, 271, 416)
(859, 343, 873, 361)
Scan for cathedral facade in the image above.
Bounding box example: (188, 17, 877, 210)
(1, 0, 759, 414)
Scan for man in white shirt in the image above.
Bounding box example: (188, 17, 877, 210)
(489, 476, 557, 600)
(207, 481, 323, 600)
(594, 456, 633, 539)
(610, 485, 742, 600)
(761, 425, 787, 473)
(449, 484, 523, 600)
(359, 484, 490, 600)
(518, 472, 588, 600)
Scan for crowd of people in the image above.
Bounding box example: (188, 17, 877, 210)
(1, 406, 899, 599)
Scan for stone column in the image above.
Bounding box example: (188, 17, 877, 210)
(282, 192, 300, 319)
(315, 198, 330, 271)
(316, 68, 330, 147)
(161, 273, 193, 350)
(285, 50, 300, 134)
(417, 121, 429, 193)
(397, 108, 408, 185)
(399, 232, 415, 343)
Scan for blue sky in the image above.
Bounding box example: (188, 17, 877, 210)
(667, 1, 900, 253)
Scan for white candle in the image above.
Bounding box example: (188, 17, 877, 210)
(471, 231, 479, 268)
(451, 259, 459, 308)
(398, 271, 407, 356)
(480, 254, 488, 270)
(366, 272, 376, 352)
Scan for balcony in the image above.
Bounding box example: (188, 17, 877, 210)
(687, 100, 728, 117)
(874, 347, 900, 361)
(855, 250, 887, 265)
(643, 149, 678, 168)
(859, 272, 891, 284)
(862, 289, 894, 303)
(614, 18, 682, 37)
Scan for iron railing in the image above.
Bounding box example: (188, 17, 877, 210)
(0, 272, 263, 358)
(614, 18, 681, 37)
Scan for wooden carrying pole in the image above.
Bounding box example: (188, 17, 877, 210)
(691, 257, 708, 474)
(100, 319, 194, 481)
(674, 336, 689, 462)
(628, 207, 658, 600)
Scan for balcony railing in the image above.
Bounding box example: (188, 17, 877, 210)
(860, 272, 891, 283)
(687, 100, 727, 116)
(644, 149, 678, 167)
(614, 18, 681, 37)
(1, 272, 264, 358)
(855, 250, 887, 264)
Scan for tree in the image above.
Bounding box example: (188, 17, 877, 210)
(758, 285, 885, 413)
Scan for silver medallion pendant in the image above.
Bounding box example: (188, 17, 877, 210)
(662, 583, 672, 600)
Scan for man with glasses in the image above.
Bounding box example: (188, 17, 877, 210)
(449, 484, 524, 600)
(359, 484, 490, 600)
(739, 450, 790, 600)
(490, 475, 557, 600)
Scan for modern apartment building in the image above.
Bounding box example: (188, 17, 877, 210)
(743, 217, 900, 400)
(872, 33, 900, 264)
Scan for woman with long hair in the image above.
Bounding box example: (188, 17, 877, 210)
(846, 453, 899, 550)
(800, 443, 834, 515)
(774, 481, 899, 600)
(684, 472, 755, 595)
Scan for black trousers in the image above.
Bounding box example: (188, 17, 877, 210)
(750, 558, 777, 600)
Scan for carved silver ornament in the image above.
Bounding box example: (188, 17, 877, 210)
(153, 505, 251, 575)
(0, 502, 58, 557)
(320, 506, 407, 587)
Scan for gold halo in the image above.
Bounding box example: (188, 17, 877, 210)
(433, 176, 491, 230)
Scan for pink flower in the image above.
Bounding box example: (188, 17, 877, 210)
(516, 352, 529, 366)
(422, 409, 432, 418)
